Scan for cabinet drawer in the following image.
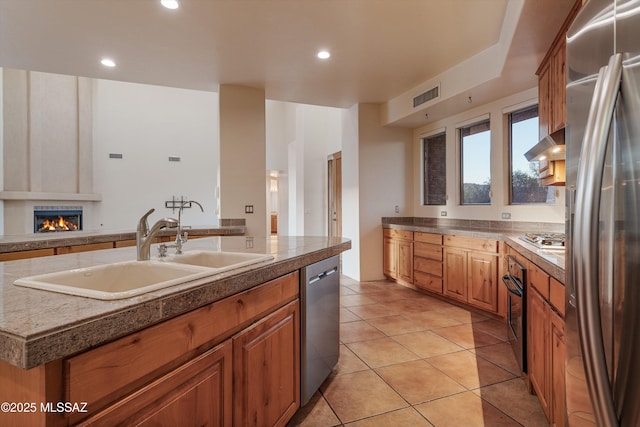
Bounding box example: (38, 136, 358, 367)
(414, 257, 443, 277)
(414, 272, 443, 294)
(549, 277, 565, 317)
(383, 228, 413, 241)
(529, 262, 550, 300)
(444, 235, 498, 253)
(414, 242, 442, 261)
(414, 232, 442, 245)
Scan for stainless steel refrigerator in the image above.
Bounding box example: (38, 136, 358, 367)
(565, 0, 640, 425)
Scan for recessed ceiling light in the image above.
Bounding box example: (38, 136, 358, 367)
(101, 58, 116, 67)
(317, 50, 331, 59)
(161, 0, 180, 9)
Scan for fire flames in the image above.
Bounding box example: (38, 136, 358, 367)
(39, 216, 78, 232)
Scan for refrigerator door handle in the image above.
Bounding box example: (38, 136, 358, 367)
(574, 52, 623, 427)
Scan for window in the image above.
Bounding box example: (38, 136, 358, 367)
(460, 119, 491, 205)
(422, 132, 446, 205)
(509, 106, 555, 204)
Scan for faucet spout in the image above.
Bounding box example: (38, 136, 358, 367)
(136, 210, 179, 261)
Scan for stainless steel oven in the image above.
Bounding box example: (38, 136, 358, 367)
(502, 255, 527, 373)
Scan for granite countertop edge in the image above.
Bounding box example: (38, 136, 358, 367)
(382, 222, 565, 284)
(0, 226, 246, 253)
(0, 237, 351, 369)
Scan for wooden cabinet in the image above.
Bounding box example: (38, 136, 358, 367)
(233, 300, 300, 427)
(526, 256, 566, 426)
(413, 232, 443, 294)
(528, 286, 551, 418)
(467, 251, 499, 312)
(550, 38, 567, 133)
(550, 310, 566, 427)
(535, 0, 581, 187)
(443, 236, 499, 314)
(443, 247, 468, 303)
(0, 271, 300, 427)
(382, 228, 413, 285)
(80, 340, 233, 427)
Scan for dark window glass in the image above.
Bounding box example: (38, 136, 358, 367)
(423, 132, 446, 205)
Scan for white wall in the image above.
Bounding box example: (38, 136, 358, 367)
(0, 68, 3, 234)
(93, 79, 219, 230)
(340, 105, 361, 280)
(412, 87, 564, 223)
(358, 104, 413, 281)
(265, 101, 343, 237)
(219, 85, 267, 236)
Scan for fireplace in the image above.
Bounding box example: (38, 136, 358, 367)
(34, 207, 83, 233)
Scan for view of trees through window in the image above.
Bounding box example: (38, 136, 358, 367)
(460, 119, 491, 204)
(510, 106, 555, 204)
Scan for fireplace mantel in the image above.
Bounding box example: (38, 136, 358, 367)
(0, 192, 102, 201)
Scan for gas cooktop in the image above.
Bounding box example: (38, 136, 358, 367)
(520, 232, 566, 250)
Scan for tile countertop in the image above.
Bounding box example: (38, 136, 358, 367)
(0, 225, 246, 253)
(382, 223, 566, 284)
(0, 236, 351, 369)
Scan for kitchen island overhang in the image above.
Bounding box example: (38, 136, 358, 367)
(0, 235, 351, 370)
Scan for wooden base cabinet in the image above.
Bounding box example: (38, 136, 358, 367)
(527, 264, 566, 427)
(80, 341, 233, 427)
(382, 229, 413, 285)
(443, 236, 499, 314)
(413, 232, 443, 294)
(233, 300, 300, 427)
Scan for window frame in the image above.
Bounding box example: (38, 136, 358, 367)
(508, 105, 555, 205)
(458, 118, 492, 206)
(421, 131, 447, 206)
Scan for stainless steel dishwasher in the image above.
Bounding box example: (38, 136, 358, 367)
(301, 255, 340, 405)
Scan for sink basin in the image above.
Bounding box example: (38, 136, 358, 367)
(13, 260, 216, 300)
(161, 251, 274, 270)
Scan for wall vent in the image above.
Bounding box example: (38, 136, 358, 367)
(413, 85, 440, 108)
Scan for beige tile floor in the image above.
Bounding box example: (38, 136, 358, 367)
(288, 277, 549, 427)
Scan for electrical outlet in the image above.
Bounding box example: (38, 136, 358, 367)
(440, 211, 447, 217)
(394, 205, 400, 213)
(501, 212, 511, 219)
(245, 205, 254, 214)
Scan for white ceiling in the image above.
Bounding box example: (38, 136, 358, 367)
(0, 0, 576, 127)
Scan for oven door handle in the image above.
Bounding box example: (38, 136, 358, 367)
(501, 274, 523, 297)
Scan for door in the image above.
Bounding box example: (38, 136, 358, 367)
(327, 152, 342, 238)
(467, 252, 498, 312)
(81, 341, 233, 427)
(233, 301, 300, 427)
(443, 247, 467, 303)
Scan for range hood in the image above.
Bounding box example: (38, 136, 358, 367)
(524, 129, 565, 162)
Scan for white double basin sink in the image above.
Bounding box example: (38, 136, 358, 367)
(14, 251, 274, 300)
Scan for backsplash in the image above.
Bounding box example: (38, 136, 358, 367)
(382, 217, 565, 233)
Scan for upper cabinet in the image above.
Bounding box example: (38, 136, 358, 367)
(536, 0, 581, 136)
(534, 0, 582, 186)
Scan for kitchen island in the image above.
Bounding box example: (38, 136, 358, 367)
(0, 235, 350, 426)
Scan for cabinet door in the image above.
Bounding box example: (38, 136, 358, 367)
(383, 237, 396, 278)
(551, 38, 567, 132)
(467, 252, 498, 313)
(80, 340, 233, 427)
(528, 288, 550, 418)
(538, 63, 551, 138)
(233, 300, 300, 427)
(550, 310, 566, 427)
(397, 239, 414, 284)
(443, 247, 467, 303)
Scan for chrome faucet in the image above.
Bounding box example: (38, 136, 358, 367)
(136, 208, 179, 261)
(173, 200, 204, 254)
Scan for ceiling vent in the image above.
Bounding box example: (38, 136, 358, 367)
(413, 84, 440, 108)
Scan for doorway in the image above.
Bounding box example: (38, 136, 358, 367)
(327, 151, 342, 238)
